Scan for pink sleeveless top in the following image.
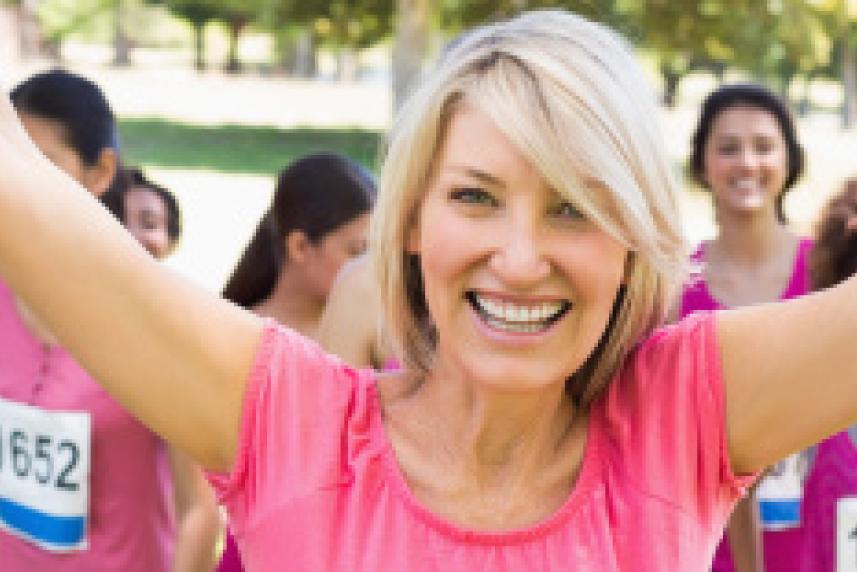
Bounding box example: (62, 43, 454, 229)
(680, 238, 813, 572)
(0, 280, 176, 570)
(799, 432, 857, 571)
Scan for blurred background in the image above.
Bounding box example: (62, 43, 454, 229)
(2, 0, 856, 290)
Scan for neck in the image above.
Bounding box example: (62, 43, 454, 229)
(252, 267, 324, 340)
(412, 361, 577, 488)
(712, 207, 792, 264)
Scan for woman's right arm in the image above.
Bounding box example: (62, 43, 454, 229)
(0, 92, 263, 472)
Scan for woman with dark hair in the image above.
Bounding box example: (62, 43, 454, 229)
(217, 152, 374, 572)
(222, 152, 375, 337)
(798, 179, 857, 572)
(680, 83, 810, 572)
(102, 166, 182, 259)
(0, 69, 220, 571)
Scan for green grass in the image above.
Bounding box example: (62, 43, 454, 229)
(118, 118, 384, 176)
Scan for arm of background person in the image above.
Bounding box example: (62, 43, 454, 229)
(720, 275, 857, 475)
(318, 255, 382, 368)
(0, 92, 262, 472)
(169, 446, 223, 572)
(726, 493, 764, 572)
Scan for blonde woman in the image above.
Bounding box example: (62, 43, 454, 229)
(2, 11, 857, 570)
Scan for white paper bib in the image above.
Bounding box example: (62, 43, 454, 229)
(0, 396, 91, 552)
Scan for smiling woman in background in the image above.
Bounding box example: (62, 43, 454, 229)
(680, 84, 811, 572)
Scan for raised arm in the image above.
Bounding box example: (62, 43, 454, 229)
(720, 276, 857, 474)
(0, 92, 262, 472)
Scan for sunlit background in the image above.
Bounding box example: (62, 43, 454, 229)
(2, 0, 857, 290)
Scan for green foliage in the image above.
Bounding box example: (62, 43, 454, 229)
(271, 0, 394, 51)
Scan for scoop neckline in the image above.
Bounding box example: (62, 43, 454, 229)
(695, 238, 809, 309)
(363, 374, 604, 545)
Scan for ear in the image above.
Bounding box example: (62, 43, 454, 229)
(83, 147, 118, 198)
(285, 230, 310, 264)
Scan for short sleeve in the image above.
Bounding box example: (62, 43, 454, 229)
(206, 321, 364, 531)
(597, 312, 757, 529)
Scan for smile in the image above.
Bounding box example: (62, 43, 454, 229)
(465, 291, 571, 334)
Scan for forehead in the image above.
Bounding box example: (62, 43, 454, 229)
(125, 187, 167, 213)
(710, 105, 783, 137)
(19, 113, 73, 152)
(433, 103, 544, 187)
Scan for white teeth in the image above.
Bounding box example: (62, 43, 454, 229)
(471, 293, 567, 331)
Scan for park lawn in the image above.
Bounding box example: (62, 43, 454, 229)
(118, 118, 384, 176)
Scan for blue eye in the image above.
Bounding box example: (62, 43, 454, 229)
(549, 201, 584, 220)
(449, 188, 497, 206)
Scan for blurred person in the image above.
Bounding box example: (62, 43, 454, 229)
(217, 152, 375, 571)
(680, 83, 810, 572)
(317, 254, 396, 370)
(798, 179, 857, 572)
(102, 166, 182, 259)
(0, 69, 220, 572)
(10, 12, 857, 570)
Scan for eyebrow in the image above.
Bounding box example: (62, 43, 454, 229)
(443, 165, 504, 187)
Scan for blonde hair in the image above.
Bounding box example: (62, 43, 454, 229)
(371, 10, 688, 404)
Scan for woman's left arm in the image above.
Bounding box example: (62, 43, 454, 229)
(168, 446, 223, 572)
(719, 276, 857, 474)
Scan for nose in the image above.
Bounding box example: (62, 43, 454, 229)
(737, 146, 759, 170)
(489, 213, 551, 287)
(138, 231, 169, 259)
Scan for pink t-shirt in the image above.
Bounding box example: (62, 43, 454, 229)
(209, 312, 752, 571)
(0, 281, 176, 570)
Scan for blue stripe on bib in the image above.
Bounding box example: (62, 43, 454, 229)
(0, 494, 85, 549)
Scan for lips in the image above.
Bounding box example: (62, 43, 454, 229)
(465, 291, 571, 334)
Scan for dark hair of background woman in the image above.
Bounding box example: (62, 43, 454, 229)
(10, 68, 116, 166)
(222, 152, 376, 309)
(689, 83, 804, 224)
(810, 178, 857, 291)
(102, 166, 182, 243)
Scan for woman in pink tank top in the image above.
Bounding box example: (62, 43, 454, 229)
(680, 84, 809, 572)
(798, 180, 857, 572)
(217, 154, 375, 571)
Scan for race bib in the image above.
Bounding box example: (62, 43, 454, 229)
(756, 452, 807, 531)
(837, 497, 857, 572)
(0, 396, 91, 552)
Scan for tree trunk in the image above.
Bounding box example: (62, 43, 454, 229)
(842, 35, 856, 129)
(662, 69, 680, 108)
(193, 21, 206, 71)
(392, 0, 431, 112)
(17, 0, 42, 59)
(337, 47, 359, 82)
(225, 18, 247, 74)
(113, 0, 130, 66)
(291, 29, 317, 78)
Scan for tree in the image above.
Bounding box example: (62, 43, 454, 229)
(216, 0, 265, 73)
(392, 0, 431, 111)
(276, 0, 395, 81)
(158, 0, 219, 70)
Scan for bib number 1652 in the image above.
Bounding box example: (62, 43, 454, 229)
(0, 426, 81, 491)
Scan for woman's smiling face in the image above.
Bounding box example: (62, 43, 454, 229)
(408, 104, 628, 391)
